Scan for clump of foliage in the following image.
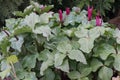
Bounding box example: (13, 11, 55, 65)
(1, 1, 120, 80)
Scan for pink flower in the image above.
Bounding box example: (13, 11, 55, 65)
(58, 9, 63, 22)
(96, 11, 102, 26)
(40, 5, 45, 10)
(87, 6, 93, 21)
(73, 7, 80, 13)
(66, 7, 70, 15)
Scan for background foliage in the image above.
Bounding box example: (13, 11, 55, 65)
(0, 0, 120, 25)
(0, 0, 23, 21)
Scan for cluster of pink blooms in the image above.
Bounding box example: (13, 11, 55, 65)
(58, 6, 102, 26)
(58, 7, 70, 23)
(87, 6, 102, 26)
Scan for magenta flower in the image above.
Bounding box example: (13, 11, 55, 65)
(96, 12, 102, 26)
(58, 9, 63, 22)
(66, 7, 70, 15)
(87, 6, 93, 21)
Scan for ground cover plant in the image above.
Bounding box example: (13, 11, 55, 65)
(0, 1, 120, 80)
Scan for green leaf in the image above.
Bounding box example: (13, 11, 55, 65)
(117, 45, 120, 54)
(104, 56, 114, 66)
(0, 60, 11, 79)
(78, 10, 88, 26)
(78, 38, 94, 53)
(55, 53, 66, 67)
(69, 60, 77, 71)
(90, 58, 103, 72)
(63, 29, 74, 37)
(38, 49, 50, 61)
(26, 44, 38, 54)
(79, 77, 89, 80)
(80, 67, 92, 78)
(5, 18, 20, 32)
(57, 41, 72, 54)
(75, 15, 82, 23)
(114, 28, 120, 44)
(40, 5, 54, 13)
(40, 52, 54, 75)
(24, 12, 40, 29)
(34, 34, 47, 44)
(77, 63, 91, 78)
(0, 31, 7, 42)
(33, 25, 51, 40)
(22, 54, 38, 69)
(94, 43, 115, 60)
(24, 72, 37, 80)
(30, 1, 41, 13)
(75, 28, 88, 38)
(10, 36, 24, 52)
(16, 70, 27, 79)
(51, 27, 61, 36)
(1, 60, 11, 71)
(75, 27, 105, 40)
(54, 73, 61, 80)
(77, 63, 86, 70)
(64, 12, 76, 26)
(56, 59, 69, 73)
(14, 26, 32, 35)
(76, 27, 106, 54)
(39, 12, 52, 24)
(0, 38, 10, 54)
(71, 41, 80, 50)
(0, 69, 11, 79)
(0, 54, 2, 60)
(13, 11, 24, 17)
(98, 66, 113, 80)
(40, 60, 54, 75)
(42, 68, 55, 80)
(23, 5, 34, 16)
(89, 27, 105, 40)
(68, 50, 87, 64)
(67, 71, 80, 79)
(113, 54, 120, 71)
(103, 27, 114, 37)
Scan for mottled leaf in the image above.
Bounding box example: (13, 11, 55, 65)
(55, 53, 66, 67)
(68, 50, 87, 64)
(67, 71, 80, 79)
(113, 54, 120, 71)
(90, 58, 103, 72)
(33, 25, 51, 40)
(10, 36, 24, 52)
(57, 41, 72, 54)
(98, 66, 113, 80)
(56, 59, 69, 73)
(78, 38, 94, 53)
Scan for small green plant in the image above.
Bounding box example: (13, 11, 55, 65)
(0, 1, 120, 80)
